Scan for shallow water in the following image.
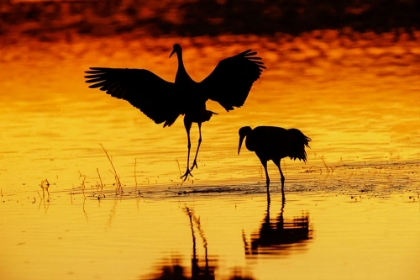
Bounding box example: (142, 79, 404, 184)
(0, 31, 420, 279)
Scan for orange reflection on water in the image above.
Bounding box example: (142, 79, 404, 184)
(0, 31, 420, 280)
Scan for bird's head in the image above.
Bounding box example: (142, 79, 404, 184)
(170, 44, 182, 58)
(238, 126, 252, 155)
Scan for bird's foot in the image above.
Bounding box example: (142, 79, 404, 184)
(180, 168, 193, 181)
(190, 159, 198, 172)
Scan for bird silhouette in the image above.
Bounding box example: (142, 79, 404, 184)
(238, 126, 311, 202)
(85, 44, 265, 180)
(244, 201, 310, 256)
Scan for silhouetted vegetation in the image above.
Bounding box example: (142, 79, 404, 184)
(0, 0, 419, 37)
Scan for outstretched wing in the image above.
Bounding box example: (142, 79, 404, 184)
(200, 50, 265, 111)
(85, 67, 180, 126)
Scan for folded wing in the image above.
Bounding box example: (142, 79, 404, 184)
(85, 67, 180, 126)
(200, 50, 265, 111)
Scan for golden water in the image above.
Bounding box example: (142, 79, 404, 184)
(0, 31, 419, 279)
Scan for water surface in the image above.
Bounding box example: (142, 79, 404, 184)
(0, 31, 419, 279)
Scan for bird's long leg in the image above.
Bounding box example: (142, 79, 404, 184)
(278, 198, 285, 226)
(181, 118, 193, 181)
(275, 160, 286, 202)
(259, 158, 270, 203)
(190, 123, 202, 172)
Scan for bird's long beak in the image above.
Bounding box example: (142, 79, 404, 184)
(169, 49, 176, 58)
(238, 134, 245, 155)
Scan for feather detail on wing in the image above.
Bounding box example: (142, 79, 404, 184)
(85, 67, 180, 126)
(200, 50, 265, 111)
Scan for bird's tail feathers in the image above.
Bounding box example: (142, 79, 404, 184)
(288, 129, 311, 162)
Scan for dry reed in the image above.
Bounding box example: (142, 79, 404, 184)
(99, 143, 123, 194)
(78, 172, 86, 199)
(96, 168, 105, 198)
(39, 179, 50, 201)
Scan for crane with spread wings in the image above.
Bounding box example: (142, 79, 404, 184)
(85, 44, 265, 180)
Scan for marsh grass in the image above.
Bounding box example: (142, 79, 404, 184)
(99, 143, 123, 195)
(65, 152, 418, 201)
(321, 156, 335, 173)
(75, 145, 127, 200)
(39, 179, 50, 202)
(37, 179, 51, 212)
(78, 171, 86, 199)
(96, 168, 105, 198)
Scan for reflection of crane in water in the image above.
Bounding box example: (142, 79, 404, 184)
(85, 44, 265, 181)
(238, 126, 311, 202)
(145, 207, 215, 279)
(184, 207, 216, 280)
(146, 207, 254, 280)
(243, 201, 311, 256)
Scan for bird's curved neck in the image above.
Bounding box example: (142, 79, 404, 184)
(245, 134, 256, 152)
(175, 51, 191, 83)
(175, 50, 183, 63)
